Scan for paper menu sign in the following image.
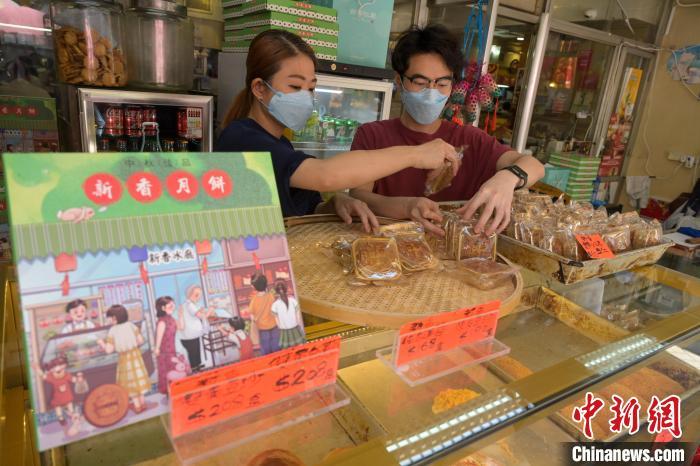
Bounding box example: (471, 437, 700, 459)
(395, 301, 501, 367)
(4, 152, 305, 451)
(575, 234, 616, 259)
(169, 336, 341, 437)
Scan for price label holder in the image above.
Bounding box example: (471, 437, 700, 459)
(162, 336, 349, 465)
(376, 301, 510, 387)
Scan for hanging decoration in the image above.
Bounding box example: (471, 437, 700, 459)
(443, 0, 502, 126)
(54, 253, 77, 296)
(243, 235, 261, 270)
(127, 246, 150, 285)
(195, 240, 212, 275)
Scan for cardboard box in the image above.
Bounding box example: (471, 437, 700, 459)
(225, 10, 338, 36)
(224, 38, 337, 60)
(223, 0, 337, 22)
(226, 25, 338, 46)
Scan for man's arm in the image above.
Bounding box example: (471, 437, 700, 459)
(495, 150, 545, 188)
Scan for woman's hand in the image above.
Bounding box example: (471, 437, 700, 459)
(333, 193, 379, 233)
(410, 139, 460, 174)
(404, 197, 444, 236)
(457, 170, 519, 235)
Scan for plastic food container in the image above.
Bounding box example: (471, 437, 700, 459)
(457, 258, 518, 290)
(51, 0, 128, 87)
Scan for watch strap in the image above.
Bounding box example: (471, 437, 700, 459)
(502, 165, 528, 189)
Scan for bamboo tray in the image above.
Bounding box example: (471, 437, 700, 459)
(498, 235, 673, 285)
(286, 215, 523, 329)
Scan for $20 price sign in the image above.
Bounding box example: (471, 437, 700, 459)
(169, 336, 341, 437)
(394, 301, 501, 367)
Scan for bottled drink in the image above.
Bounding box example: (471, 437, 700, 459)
(175, 139, 189, 152)
(127, 137, 141, 152)
(104, 106, 124, 138)
(177, 108, 188, 138)
(142, 106, 157, 136)
(115, 138, 128, 152)
(162, 139, 175, 152)
(97, 137, 111, 152)
(124, 106, 143, 138)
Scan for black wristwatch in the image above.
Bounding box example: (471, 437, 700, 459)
(501, 165, 528, 189)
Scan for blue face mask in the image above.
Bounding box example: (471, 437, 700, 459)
(262, 81, 314, 132)
(400, 83, 449, 125)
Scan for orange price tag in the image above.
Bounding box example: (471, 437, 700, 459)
(395, 301, 500, 367)
(575, 234, 615, 259)
(169, 336, 341, 437)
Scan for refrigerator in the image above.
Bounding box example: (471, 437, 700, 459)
(55, 84, 214, 153)
(218, 54, 393, 158)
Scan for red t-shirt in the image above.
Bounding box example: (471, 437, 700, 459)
(351, 118, 511, 201)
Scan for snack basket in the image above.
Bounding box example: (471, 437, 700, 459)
(285, 215, 523, 329)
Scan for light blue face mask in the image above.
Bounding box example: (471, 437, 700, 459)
(400, 83, 449, 125)
(263, 81, 314, 132)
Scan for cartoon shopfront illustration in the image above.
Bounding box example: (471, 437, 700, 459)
(6, 152, 300, 451)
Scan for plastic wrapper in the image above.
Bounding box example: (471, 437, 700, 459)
(529, 194, 553, 210)
(424, 147, 464, 196)
(394, 232, 438, 272)
(456, 258, 518, 290)
(609, 211, 641, 226)
(631, 219, 663, 249)
(518, 218, 553, 248)
(379, 221, 423, 236)
(541, 228, 583, 261)
(330, 234, 357, 274)
(351, 237, 402, 282)
(592, 206, 608, 223)
(505, 212, 529, 239)
(602, 225, 631, 253)
(457, 221, 497, 261)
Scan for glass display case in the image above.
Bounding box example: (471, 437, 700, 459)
(3, 255, 696, 466)
(288, 74, 393, 159)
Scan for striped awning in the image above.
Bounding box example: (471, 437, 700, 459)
(12, 206, 285, 260)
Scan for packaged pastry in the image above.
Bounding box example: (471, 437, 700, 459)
(351, 237, 402, 282)
(457, 221, 496, 260)
(529, 194, 553, 210)
(631, 219, 663, 249)
(330, 235, 357, 274)
(601, 225, 631, 253)
(394, 232, 437, 272)
(505, 212, 528, 239)
(379, 221, 423, 236)
(592, 206, 608, 223)
(457, 258, 518, 290)
(541, 228, 582, 260)
(424, 146, 464, 196)
(609, 211, 641, 226)
(54, 26, 128, 87)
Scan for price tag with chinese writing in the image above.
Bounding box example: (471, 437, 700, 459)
(575, 234, 615, 259)
(394, 301, 500, 367)
(169, 336, 341, 437)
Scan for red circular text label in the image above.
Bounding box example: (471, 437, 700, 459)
(83, 173, 123, 206)
(166, 170, 199, 201)
(126, 172, 162, 203)
(202, 170, 233, 199)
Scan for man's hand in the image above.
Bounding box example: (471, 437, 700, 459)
(410, 139, 460, 175)
(457, 170, 519, 235)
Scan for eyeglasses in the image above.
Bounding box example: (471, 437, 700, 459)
(402, 74, 454, 91)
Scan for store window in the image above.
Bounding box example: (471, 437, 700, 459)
(477, 17, 537, 145)
(527, 32, 615, 160)
(551, 0, 667, 44)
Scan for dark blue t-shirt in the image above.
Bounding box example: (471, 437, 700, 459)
(215, 118, 323, 217)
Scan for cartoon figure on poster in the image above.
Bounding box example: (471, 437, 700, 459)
(178, 285, 214, 372)
(61, 299, 96, 334)
(272, 281, 305, 349)
(153, 296, 190, 396)
(97, 305, 152, 414)
(216, 316, 254, 362)
(32, 356, 84, 436)
(248, 273, 279, 355)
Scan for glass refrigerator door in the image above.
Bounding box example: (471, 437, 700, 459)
(289, 74, 393, 159)
(77, 88, 214, 153)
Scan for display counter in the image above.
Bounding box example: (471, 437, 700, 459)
(2, 252, 700, 465)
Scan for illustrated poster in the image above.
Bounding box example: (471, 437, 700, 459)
(3, 152, 305, 450)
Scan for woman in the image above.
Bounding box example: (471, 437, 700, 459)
(271, 281, 304, 349)
(216, 30, 459, 232)
(153, 296, 184, 395)
(97, 305, 150, 414)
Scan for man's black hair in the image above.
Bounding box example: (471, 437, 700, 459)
(391, 25, 464, 80)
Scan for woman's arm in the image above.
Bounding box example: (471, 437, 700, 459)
(154, 320, 165, 356)
(291, 139, 459, 192)
(315, 193, 379, 232)
(349, 185, 445, 235)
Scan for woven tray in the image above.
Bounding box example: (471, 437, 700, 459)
(286, 215, 523, 329)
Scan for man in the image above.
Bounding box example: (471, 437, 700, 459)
(350, 25, 544, 236)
